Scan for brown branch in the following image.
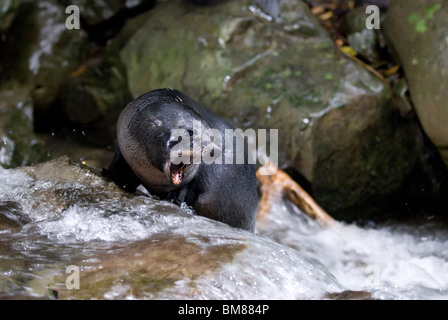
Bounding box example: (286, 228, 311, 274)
(256, 163, 335, 227)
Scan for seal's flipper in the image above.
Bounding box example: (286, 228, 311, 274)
(102, 147, 142, 193)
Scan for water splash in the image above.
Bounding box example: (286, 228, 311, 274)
(257, 200, 448, 299)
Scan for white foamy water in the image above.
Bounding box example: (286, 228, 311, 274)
(257, 201, 448, 299)
(1, 165, 448, 299)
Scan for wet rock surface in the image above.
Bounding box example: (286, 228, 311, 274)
(0, 0, 90, 136)
(0, 0, 19, 33)
(0, 89, 46, 168)
(51, 234, 249, 299)
(119, 0, 418, 218)
(0, 157, 342, 299)
(384, 0, 448, 167)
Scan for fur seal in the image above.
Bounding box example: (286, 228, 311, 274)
(103, 88, 258, 232)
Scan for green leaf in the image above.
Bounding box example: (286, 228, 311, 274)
(424, 3, 442, 19)
(408, 13, 420, 24)
(415, 19, 428, 33)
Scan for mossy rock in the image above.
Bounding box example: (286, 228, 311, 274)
(0, 0, 90, 122)
(0, 89, 46, 168)
(119, 0, 417, 218)
(384, 0, 448, 167)
(0, 0, 19, 33)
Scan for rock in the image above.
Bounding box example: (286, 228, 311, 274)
(0, 0, 154, 148)
(20, 155, 104, 184)
(0, 89, 47, 168)
(36, 2, 149, 148)
(384, 0, 448, 167)
(57, 0, 155, 27)
(340, 4, 387, 63)
(0, 156, 342, 299)
(119, 0, 417, 219)
(50, 234, 249, 299)
(39, 134, 114, 169)
(0, 201, 29, 231)
(0, 0, 19, 33)
(47, 9, 149, 147)
(326, 290, 372, 300)
(53, 52, 132, 147)
(56, 0, 157, 45)
(0, 0, 90, 125)
(17, 156, 129, 216)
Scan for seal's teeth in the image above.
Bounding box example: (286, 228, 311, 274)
(172, 175, 181, 185)
(171, 164, 184, 185)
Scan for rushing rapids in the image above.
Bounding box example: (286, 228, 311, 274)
(0, 158, 447, 299)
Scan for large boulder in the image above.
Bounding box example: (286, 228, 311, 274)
(52, 52, 133, 147)
(57, 0, 155, 27)
(0, 0, 138, 148)
(48, 8, 153, 148)
(0, 0, 90, 128)
(0, 0, 19, 33)
(384, 0, 448, 167)
(0, 89, 46, 168)
(119, 0, 417, 218)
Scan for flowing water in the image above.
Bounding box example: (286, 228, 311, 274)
(0, 164, 447, 299)
(258, 201, 448, 299)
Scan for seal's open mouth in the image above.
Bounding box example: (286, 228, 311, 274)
(171, 163, 187, 185)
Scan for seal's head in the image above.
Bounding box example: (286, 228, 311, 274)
(122, 124, 200, 192)
(116, 94, 206, 193)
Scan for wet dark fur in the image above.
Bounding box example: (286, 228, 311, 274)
(103, 89, 258, 231)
